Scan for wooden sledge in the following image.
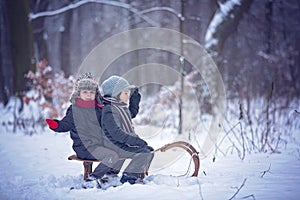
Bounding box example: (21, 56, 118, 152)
(68, 141, 200, 180)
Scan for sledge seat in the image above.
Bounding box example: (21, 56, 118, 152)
(68, 155, 97, 180)
(67, 155, 128, 180)
(68, 141, 200, 180)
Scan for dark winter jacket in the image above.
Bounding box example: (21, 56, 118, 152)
(51, 99, 103, 160)
(101, 97, 148, 153)
(51, 91, 141, 159)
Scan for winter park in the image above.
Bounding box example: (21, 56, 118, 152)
(1, 0, 300, 200)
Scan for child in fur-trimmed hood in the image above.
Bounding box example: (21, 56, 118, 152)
(46, 73, 120, 185)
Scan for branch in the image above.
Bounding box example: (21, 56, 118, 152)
(217, 120, 246, 159)
(138, 6, 181, 19)
(241, 194, 256, 199)
(218, 121, 241, 147)
(261, 82, 274, 152)
(296, 149, 300, 160)
(295, 110, 300, 115)
(205, 0, 254, 52)
(261, 164, 272, 178)
(29, 0, 159, 26)
(196, 178, 204, 200)
(229, 178, 247, 200)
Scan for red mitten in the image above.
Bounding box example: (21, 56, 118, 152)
(46, 118, 58, 129)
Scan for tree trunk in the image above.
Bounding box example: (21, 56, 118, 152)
(205, 0, 254, 53)
(264, 0, 273, 54)
(30, 0, 49, 63)
(178, 0, 185, 134)
(60, 11, 72, 76)
(0, 0, 13, 104)
(6, 0, 34, 93)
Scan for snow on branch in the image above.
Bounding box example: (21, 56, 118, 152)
(205, 0, 253, 53)
(138, 7, 182, 20)
(205, 0, 242, 50)
(29, 0, 159, 26)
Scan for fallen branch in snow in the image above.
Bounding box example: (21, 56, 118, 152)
(229, 178, 248, 200)
(196, 178, 204, 200)
(261, 164, 272, 178)
(229, 178, 247, 200)
(295, 110, 300, 115)
(241, 194, 256, 199)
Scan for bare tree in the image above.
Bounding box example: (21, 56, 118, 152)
(0, 0, 34, 104)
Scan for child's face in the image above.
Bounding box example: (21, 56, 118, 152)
(119, 89, 131, 105)
(79, 90, 96, 101)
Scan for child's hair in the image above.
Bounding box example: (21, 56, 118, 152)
(70, 72, 102, 104)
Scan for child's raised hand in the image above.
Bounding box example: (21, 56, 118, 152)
(46, 118, 59, 129)
(130, 87, 141, 102)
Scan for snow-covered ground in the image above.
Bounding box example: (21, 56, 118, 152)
(0, 128, 300, 200)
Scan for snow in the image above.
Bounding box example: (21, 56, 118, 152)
(1, 93, 300, 199)
(0, 128, 300, 199)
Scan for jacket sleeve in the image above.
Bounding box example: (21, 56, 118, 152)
(102, 105, 146, 147)
(52, 106, 75, 132)
(128, 88, 141, 119)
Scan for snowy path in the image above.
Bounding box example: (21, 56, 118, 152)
(0, 131, 300, 200)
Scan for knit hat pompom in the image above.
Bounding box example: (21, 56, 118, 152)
(101, 75, 135, 97)
(70, 72, 99, 103)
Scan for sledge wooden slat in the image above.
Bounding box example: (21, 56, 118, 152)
(68, 141, 200, 180)
(68, 155, 100, 163)
(67, 156, 127, 180)
(68, 155, 97, 180)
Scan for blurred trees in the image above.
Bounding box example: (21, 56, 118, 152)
(220, 0, 300, 100)
(1, 0, 299, 102)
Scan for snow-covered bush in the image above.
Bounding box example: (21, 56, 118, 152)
(0, 60, 74, 135)
(214, 97, 300, 159)
(0, 96, 45, 135)
(24, 59, 75, 118)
